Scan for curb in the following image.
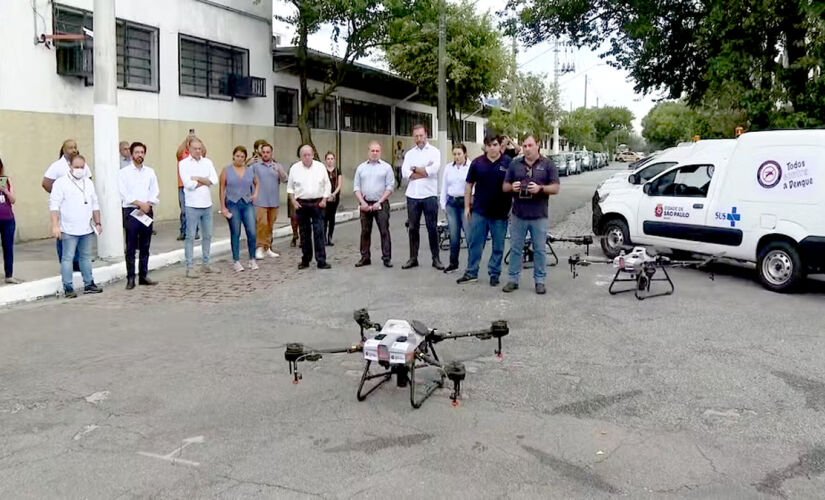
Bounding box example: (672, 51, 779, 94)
(0, 202, 406, 308)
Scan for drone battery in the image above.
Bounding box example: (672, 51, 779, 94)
(363, 336, 381, 361)
(389, 338, 416, 364)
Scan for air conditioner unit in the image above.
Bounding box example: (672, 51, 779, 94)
(57, 46, 93, 79)
(221, 74, 266, 99)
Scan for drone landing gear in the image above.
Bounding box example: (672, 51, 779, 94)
(608, 264, 675, 300)
(408, 358, 446, 409)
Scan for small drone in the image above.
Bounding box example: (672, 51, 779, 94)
(284, 309, 509, 408)
(568, 246, 717, 300)
(504, 233, 594, 268)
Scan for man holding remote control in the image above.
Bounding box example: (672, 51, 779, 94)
(502, 134, 560, 295)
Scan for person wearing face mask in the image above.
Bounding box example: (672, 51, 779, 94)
(322, 152, 343, 246)
(220, 146, 259, 272)
(439, 144, 470, 273)
(42, 139, 92, 265)
(251, 142, 286, 259)
(49, 154, 103, 298)
(178, 138, 219, 278)
(118, 142, 159, 289)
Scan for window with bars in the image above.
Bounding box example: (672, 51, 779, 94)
(448, 117, 479, 143)
(308, 96, 337, 130)
(179, 34, 248, 100)
(395, 109, 432, 137)
(274, 86, 298, 126)
(341, 99, 390, 135)
(53, 4, 158, 91)
(464, 120, 478, 143)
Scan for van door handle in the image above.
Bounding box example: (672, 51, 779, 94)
(693, 203, 704, 209)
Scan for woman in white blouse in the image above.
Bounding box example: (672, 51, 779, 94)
(439, 144, 470, 273)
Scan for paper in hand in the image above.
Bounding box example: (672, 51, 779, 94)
(130, 209, 153, 227)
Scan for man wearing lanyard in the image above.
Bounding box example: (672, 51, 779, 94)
(287, 145, 332, 270)
(353, 141, 395, 268)
(502, 134, 560, 294)
(118, 142, 159, 289)
(401, 124, 443, 270)
(49, 154, 103, 298)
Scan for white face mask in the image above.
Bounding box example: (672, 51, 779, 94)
(71, 168, 85, 179)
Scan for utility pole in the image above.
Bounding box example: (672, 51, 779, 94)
(437, 0, 449, 166)
(552, 38, 559, 154)
(92, 0, 123, 260)
(584, 74, 588, 109)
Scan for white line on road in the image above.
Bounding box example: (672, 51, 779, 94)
(137, 435, 204, 467)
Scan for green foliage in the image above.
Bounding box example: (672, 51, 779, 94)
(505, 0, 825, 130)
(560, 106, 634, 151)
(384, 0, 510, 134)
(641, 100, 747, 150)
(486, 72, 560, 141)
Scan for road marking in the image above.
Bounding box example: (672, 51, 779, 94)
(84, 391, 110, 404)
(73, 424, 99, 440)
(138, 435, 204, 467)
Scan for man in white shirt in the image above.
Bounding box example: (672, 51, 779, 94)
(287, 145, 331, 269)
(49, 154, 103, 298)
(401, 124, 443, 270)
(42, 139, 92, 265)
(178, 139, 219, 277)
(118, 142, 160, 289)
(119, 141, 132, 169)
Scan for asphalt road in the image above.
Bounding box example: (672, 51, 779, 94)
(2, 162, 824, 499)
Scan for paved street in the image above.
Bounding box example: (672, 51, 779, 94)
(2, 163, 824, 498)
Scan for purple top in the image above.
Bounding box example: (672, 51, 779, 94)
(0, 178, 13, 220)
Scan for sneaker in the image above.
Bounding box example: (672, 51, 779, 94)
(176, 234, 186, 241)
(4, 277, 23, 284)
(502, 282, 519, 293)
(401, 259, 419, 269)
(255, 247, 265, 259)
(233, 261, 245, 272)
(186, 268, 199, 279)
(249, 259, 259, 270)
(443, 264, 459, 274)
(84, 283, 103, 294)
(266, 249, 280, 258)
(383, 261, 393, 268)
(202, 265, 220, 274)
(490, 276, 500, 287)
(456, 274, 478, 284)
(535, 283, 546, 295)
(64, 288, 78, 299)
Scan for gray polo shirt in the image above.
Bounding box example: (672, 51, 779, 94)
(252, 160, 285, 208)
(354, 159, 394, 201)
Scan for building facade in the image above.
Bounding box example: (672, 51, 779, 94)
(0, 0, 486, 241)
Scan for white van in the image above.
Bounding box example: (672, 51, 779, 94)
(593, 130, 825, 292)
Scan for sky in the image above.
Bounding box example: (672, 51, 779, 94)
(272, 0, 659, 134)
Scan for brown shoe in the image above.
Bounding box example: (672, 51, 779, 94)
(355, 259, 371, 267)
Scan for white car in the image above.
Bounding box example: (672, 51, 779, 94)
(593, 130, 825, 292)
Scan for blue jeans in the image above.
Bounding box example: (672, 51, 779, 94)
(464, 214, 508, 279)
(60, 233, 94, 291)
(444, 202, 468, 267)
(226, 199, 256, 261)
(508, 216, 548, 285)
(179, 188, 198, 238)
(184, 206, 213, 268)
(0, 218, 14, 277)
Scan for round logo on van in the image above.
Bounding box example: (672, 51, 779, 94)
(757, 160, 782, 188)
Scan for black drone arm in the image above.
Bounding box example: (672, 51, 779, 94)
(568, 254, 612, 278)
(427, 320, 509, 358)
(284, 342, 363, 383)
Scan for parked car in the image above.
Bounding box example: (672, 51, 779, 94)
(593, 130, 825, 292)
(551, 154, 568, 175)
(564, 152, 579, 175)
(617, 151, 642, 162)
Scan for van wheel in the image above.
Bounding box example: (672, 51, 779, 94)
(757, 241, 803, 292)
(601, 219, 630, 258)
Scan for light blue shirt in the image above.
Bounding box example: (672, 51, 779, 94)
(353, 159, 394, 202)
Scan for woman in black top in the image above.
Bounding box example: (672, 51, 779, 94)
(323, 151, 343, 245)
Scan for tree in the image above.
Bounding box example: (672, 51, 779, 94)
(275, 0, 414, 154)
(559, 105, 633, 151)
(503, 0, 825, 130)
(485, 71, 560, 143)
(384, 0, 510, 140)
(641, 101, 696, 150)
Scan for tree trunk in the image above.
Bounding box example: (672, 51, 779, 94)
(296, 7, 316, 157)
(778, 3, 808, 117)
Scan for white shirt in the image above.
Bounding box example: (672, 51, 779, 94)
(49, 175, 100, 236)
(401, 142, 441, 199)
(44, 156, 92, 180)
(178, 155, 218, 208)
(439, 161, 470, 210)
(118, 163, 160, 208)
(287, 160, 332, 200)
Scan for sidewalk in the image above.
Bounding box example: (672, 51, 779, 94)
(1, 193, 408, 307)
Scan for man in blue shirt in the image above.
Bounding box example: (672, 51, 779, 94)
(456, 136, 512, 286)
(502, 134, 560, 294)
(354, 142, 395, 268)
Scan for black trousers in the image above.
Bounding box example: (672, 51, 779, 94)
(324, 198, 339, 239)
(406, 196, 440, 261)
(123, 207, 153, 279)
(296, 200, 327, 265)
(360, 201, 391, 262)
